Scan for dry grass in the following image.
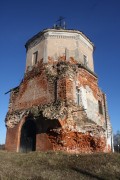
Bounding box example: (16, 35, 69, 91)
(0, 151, 120, 180)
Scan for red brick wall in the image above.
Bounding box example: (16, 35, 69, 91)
(36, 134, 53, 151)
(5, 124, 19, 151)
(9, 72, 54, 112)
(47, 129, 107, 153)
(5, 62, 110, 153)
(79, 69, 98, 98)
(5, 126, 107, 153)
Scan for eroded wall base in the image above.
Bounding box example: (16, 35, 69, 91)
(5, 115, 108, 153)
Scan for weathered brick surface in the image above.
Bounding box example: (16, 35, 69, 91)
(79, 68, 103, 100)
(5, 56, 112, 153)
(9, 72, 52, 112)
(36, 134, 53, 151)
(47, 129, 106, 153)
(5, 28, 113, 153)
(5, 124, 19, 151)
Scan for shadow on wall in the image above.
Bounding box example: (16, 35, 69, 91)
(19, 119, 36, 153)
(19, 113, 61, 153)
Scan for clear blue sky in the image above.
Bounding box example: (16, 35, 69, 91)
(0, 0, 120, 144)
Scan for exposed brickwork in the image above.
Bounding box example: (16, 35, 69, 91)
(47, 129, 106, 153)
(5, 123, 19, 151)
(5, 28, 113, 153)
(36, 134, 53, 151)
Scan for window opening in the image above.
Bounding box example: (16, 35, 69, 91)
(32, 51, 38, 65)
(83, 55, 88, 67)
(98, 100, 103, 114)
(76, 87, 80, 105)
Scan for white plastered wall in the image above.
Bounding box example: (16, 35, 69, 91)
(25, 30, 94, 72)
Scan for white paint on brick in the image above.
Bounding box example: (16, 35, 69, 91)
(26, 29, 94, 72)
(79, 85, 103, 126)
(80, 87, 87, 110)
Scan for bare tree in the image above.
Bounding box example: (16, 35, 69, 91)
(114, 131, 120, 153)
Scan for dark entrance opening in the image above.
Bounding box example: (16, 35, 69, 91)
(20, 119, 36, 153)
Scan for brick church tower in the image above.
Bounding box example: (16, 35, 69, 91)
(5, 24, 113, 153)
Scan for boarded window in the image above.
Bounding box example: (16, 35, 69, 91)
(32, 51, 38, 65)
(98, 100, 103, 114)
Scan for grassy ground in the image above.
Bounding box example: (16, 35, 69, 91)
(0, 151, 120, 180)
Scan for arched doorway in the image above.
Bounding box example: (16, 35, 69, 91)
(20, 119, 36, 153)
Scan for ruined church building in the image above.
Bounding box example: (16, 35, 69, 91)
(5, 22, 113, 153)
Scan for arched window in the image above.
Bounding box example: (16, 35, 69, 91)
(83, 55, 88, 67)
(32, 51, 38, 65)
(76, 87, 81, 105)
(98, 100, 103, 114)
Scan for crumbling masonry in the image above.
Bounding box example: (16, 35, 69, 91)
(5, 28, 113, 153)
